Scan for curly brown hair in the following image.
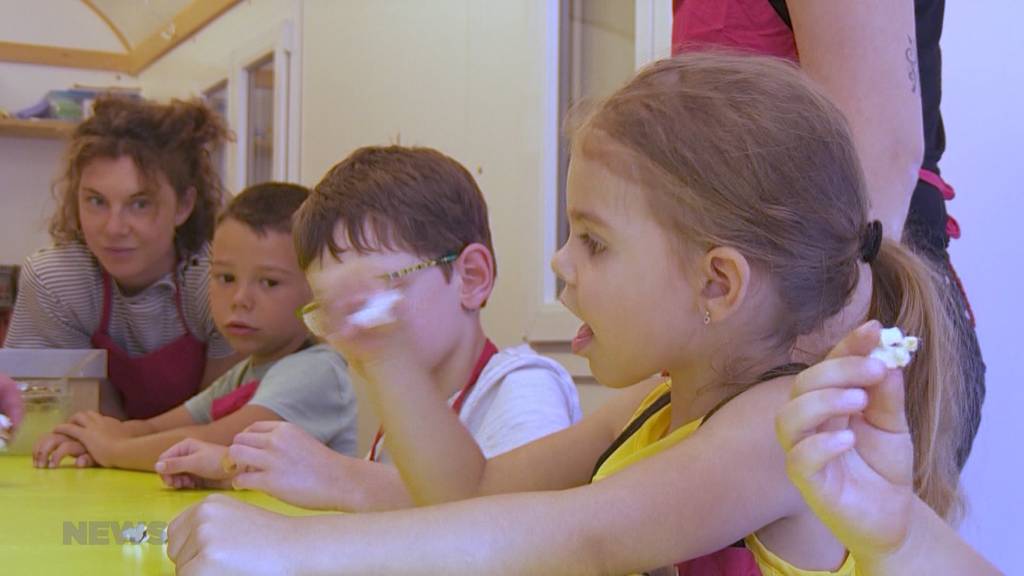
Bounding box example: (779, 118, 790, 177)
(49, 95, 230, 254)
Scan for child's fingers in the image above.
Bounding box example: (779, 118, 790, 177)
(52, 422, 84, 441)
(155, 455, 199, 476)
(232, 430, 272, 449)
(824, 320, 883, 361)
(227, 443, 273, 472)
(776, 387, 867, 450)
(785, 429, 856, 484)
(75, 454, 95, 468)
(48, 440, 85, 468)
(33, 433, 67, 467)
(862, 369, 910, 434)
(230, 470, 268, 492)
(157, 438, 197, 462)
(792, 356, 886, 398)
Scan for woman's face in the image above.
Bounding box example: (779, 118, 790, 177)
(77, 156, 195, 292)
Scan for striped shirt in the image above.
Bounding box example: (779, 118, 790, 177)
(5, 242, 233, 359)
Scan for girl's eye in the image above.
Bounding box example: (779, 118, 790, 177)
(85, 196, 105, 207)
(578, 233, 606, 255)
(213, 273, 235, 284)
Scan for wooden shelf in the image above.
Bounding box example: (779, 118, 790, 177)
(0, 118, 76, 139)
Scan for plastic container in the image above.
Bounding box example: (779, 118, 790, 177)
(3, 380, 71, 455)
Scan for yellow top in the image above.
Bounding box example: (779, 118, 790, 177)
(592, 381, 856, 576)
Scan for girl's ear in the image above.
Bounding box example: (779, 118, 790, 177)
(699, 246, 750, 323)
(174, 187, 197, 227)
(455, 243, 495, 310)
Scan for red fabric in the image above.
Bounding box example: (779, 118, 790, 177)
(671, 0, 798, 60)
(676, 546, 763, 576)
(91, 272, 206, 419)
(368, 339, 499, 462)
(210, 379, 260, 421)
(919, 168, 961, 239)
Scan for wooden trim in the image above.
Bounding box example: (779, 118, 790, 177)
(127, 0, 242, 74)
(0, 118, 76, 139)
(0, 41, 130, 72)
(80, 0, 132, 52)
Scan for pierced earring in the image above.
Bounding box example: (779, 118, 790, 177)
(703, 310, 711, 326)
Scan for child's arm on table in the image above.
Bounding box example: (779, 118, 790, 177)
(777, 322, 1001, 576)
(53, 404, 281, 471)
(33, 402, 198, 467)
(167, 376, 811, 575)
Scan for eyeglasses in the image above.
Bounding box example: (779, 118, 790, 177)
(297, 252, 459, 337)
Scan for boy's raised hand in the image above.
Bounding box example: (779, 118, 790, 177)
(227, 421, 349, 511)
(308, 259, 420, 376)
(776, 320, 915, 563)
(156, 438, 235, 490)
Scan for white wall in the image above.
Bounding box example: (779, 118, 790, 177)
(0, 0, 132, 266)
(942, 1, 1023, 571)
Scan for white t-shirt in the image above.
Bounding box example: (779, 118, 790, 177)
(372, 343, 581, 461)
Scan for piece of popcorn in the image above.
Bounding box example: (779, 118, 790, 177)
(0, 413, 11, 451)
(348, 289, 403, 329)
(870, 327, 920, 369)
(121, 523, 149, 545)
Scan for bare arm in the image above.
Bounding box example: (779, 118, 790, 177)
(56, 404, 281, 471)
(366, 358, 655, 504)
(857, 499, 1002, 576)
(170, 379, 813, 575)
(789, 0, 924, 240)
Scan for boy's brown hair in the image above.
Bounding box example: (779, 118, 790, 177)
(50, 95, 230, 254)
(218, 182, 310, 236)
(294, 146, 495, 281)
(574, 51, 967, 520)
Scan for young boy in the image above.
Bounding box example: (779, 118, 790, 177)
(31, 183, 358, 471)
(155, 146, 581, 511)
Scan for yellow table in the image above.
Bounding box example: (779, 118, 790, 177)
(0, 455, 310, 575)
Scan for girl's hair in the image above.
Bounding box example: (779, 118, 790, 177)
(573, 52, 964, 519)
(50, 95, 230, 254)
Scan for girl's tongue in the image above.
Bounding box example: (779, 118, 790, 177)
(571, 323, 594, 354)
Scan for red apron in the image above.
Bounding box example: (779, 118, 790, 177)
(91, 271, 206, 419)
(368, 339, 499, 462)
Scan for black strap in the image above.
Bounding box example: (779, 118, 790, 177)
(590, 363, 809, 480)
(768, 0, 792, 29)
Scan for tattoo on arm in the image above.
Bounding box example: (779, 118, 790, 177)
(905, 34, 919, 94)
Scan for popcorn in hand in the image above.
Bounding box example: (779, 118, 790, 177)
(349, 289, 403, 329)
(870, 327, 919, 369)
(0, 413, 12, 451)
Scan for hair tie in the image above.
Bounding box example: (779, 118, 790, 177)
(860, 220, 883, 263)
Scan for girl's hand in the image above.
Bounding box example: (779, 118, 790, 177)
(227, 421, 351, 511)
(776, 320, 915, 561)
(156, 438, 234, 490)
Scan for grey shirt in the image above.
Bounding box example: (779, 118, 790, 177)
(185, 343, 358, 456)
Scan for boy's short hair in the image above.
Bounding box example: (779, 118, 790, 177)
(294, 146, 495, 279)
(218, 182, 311, 236)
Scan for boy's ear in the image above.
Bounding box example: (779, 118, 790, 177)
(699, 246, 750, 324)
(174, 186, 197, 227)
(455, 243, 495, 311)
